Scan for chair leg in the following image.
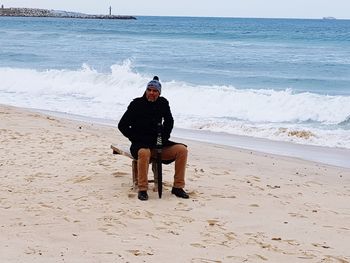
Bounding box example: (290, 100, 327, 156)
(132, 159, 138, 189)
(151, 160, 158, 192)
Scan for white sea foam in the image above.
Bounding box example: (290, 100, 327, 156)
(1, 61, 350, 149)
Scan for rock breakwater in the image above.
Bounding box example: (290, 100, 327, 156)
(0, 7, 136, 19)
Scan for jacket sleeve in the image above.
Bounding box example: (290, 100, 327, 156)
(118, 101, 135, 141)
(162, 99, 174, 142)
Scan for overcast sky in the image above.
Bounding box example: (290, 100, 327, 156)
(2, 0, 350, 19)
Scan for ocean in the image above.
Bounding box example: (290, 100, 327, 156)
(1, 16, 350, 151)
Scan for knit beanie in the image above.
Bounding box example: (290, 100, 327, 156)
(147, 76, 162, 94)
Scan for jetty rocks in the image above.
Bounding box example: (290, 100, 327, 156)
(0, 7, 136, 19)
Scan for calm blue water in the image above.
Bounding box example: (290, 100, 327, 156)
(1, 16, 350, 94)
(0, 16, 350, 148)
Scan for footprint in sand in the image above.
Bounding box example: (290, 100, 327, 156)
(190, 243, 206, 248)
(174, 202, 193, 212)
(127, 249, 154, 256)
(288, 212, 307, 218)
(322, 255, 350, 262)
(112, 171, 129, 177)
(283, 239, 300, 246)
(191, 257, 223, 263)
(72, 176, 92, 183)
(212, 194, 236, 199)
(311, 243, 331, 249)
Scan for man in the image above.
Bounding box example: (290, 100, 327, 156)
(118, 76, 189, 201)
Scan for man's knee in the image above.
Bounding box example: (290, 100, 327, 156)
(138, 148, 151, 160)
(176, 144, 188, 156)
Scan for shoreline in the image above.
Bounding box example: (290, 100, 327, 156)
(173, 128, 350, 169)
(26, 106, 350, 169)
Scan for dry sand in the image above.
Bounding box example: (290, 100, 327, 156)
(1, 104, 349, 262)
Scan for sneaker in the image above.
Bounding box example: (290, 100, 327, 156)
(171, 187, 189, 199)
(138, 191, 148, 201)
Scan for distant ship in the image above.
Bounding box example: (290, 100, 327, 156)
(322, 16, 336, 20)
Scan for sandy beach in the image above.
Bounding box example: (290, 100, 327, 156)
(1, 104, 349, 262)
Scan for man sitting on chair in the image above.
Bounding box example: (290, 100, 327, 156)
(118, 76, 189, 201)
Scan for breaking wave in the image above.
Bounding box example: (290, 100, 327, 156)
(1, 60, 350, 148)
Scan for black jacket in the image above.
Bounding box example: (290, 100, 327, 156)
(118, 94, 176, 159)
